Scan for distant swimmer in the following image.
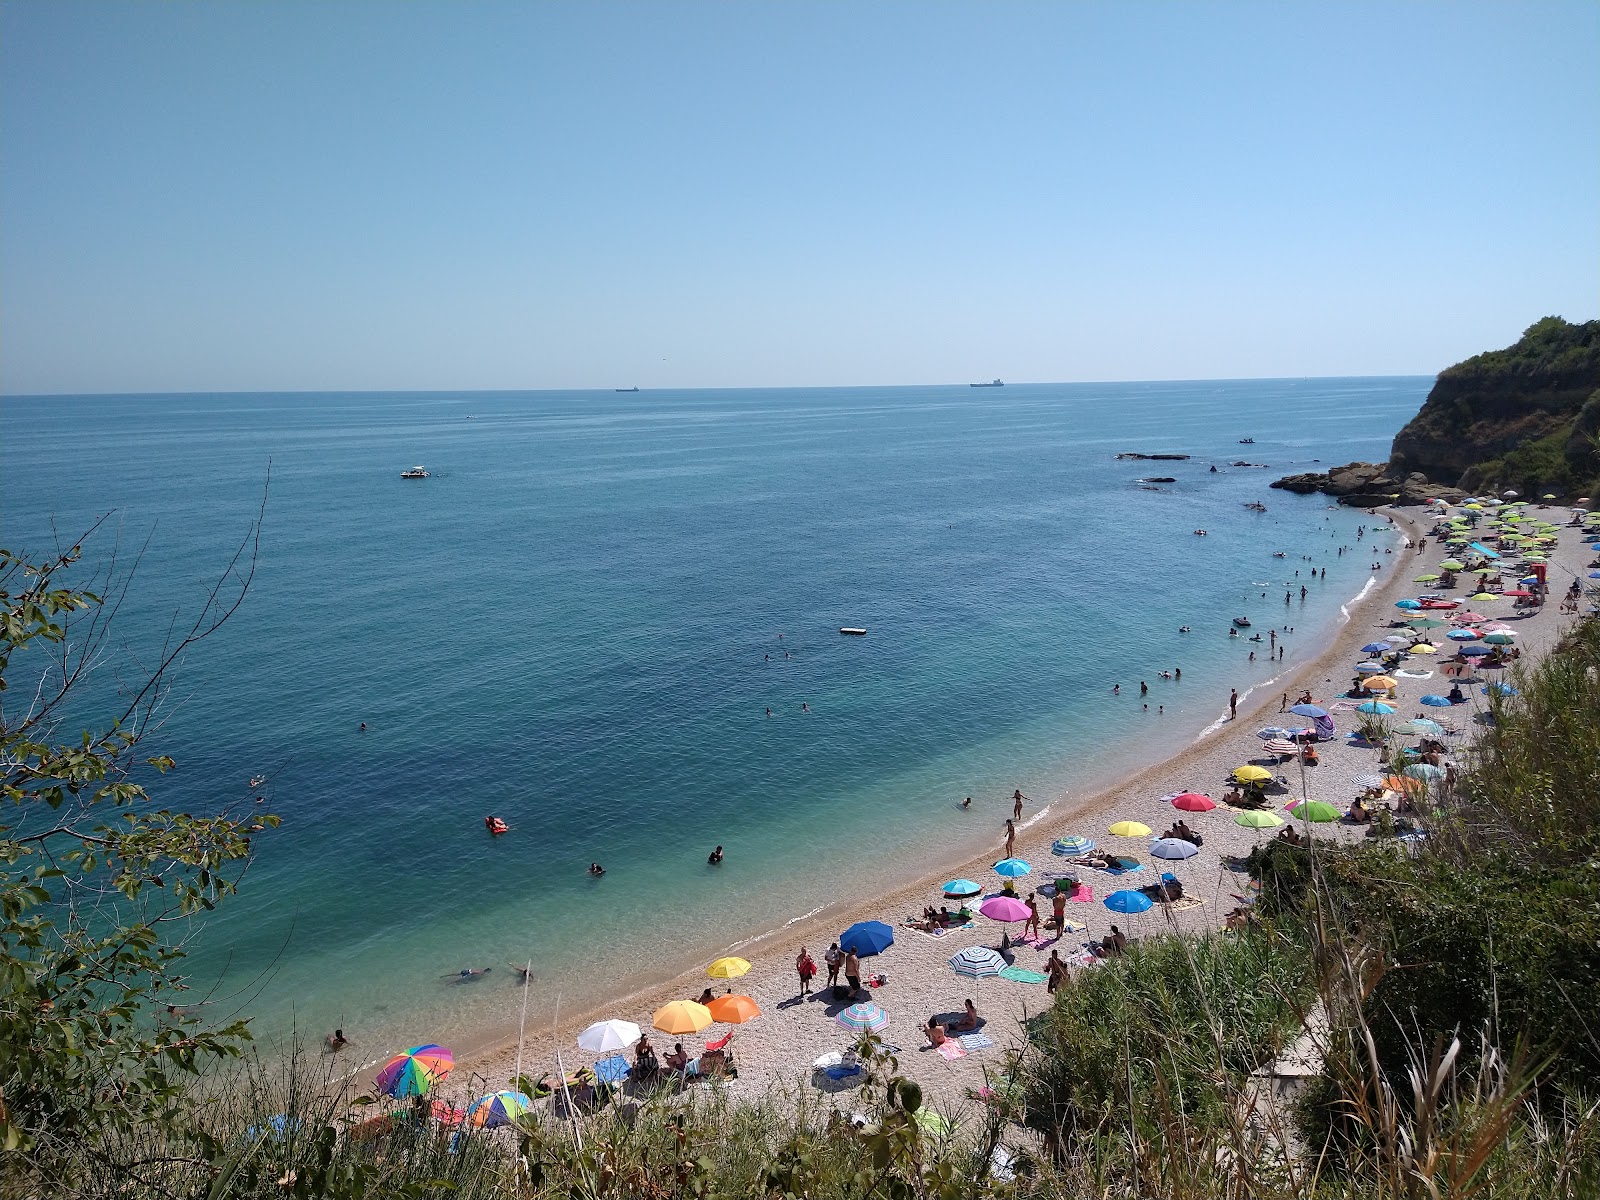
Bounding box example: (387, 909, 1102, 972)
(249, 776, 265, 787)
(359, 722, 367, 731)
(765, 707, 772, 717)
(325, 1028, 350, 1052)
(961, 796, 972, 809)
(801, 702, 809, 712)
(1194, 529, 1208, 536)
(1178, 626, 1191, 633)
(588, 863, 605, 877)
(485, 815, 509, 835)
(708, 845, 724, 864)
(1112, 683, 1120, 694)
(447, 967, 492, 981)
(508, 964, 533, 984)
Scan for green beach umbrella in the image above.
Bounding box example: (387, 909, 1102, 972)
(1413, 574, 1440, 583)
(1295, 800, 1341, 823)
(1438, 559, 1464, 571)
(1234, 810, 1283, 828)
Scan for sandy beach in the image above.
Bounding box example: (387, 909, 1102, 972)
(414, 504, 1591, 1111)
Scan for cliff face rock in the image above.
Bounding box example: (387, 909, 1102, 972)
(1269, 462, 1466, 507)
(1389, 317, 1600, 493)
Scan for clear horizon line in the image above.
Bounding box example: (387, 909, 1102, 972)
(0, 371, 1438, 400)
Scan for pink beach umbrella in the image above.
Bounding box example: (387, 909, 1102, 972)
(978, 895, 1030, 923)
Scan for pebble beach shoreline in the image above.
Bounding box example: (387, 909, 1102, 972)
(395, 503, 1591, 1114)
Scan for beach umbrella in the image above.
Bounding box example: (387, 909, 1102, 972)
(1460, 645, 1491, 657)
(1234, 810, 1283, 828)
(707, 957, 751, 979)
(1455, 611, 1489, 621)
(1150, 838, 1199, 859)
(1401, 718, 1444, 735)
(577, 1020, 642, 1054)
(839, 920, 895, 956)
(1360, 676, 1398, 691)
(466, 1090, 535, 1129)
(835, 1002, 888, 1033)
(1438, 559, 1464, 571)
(653, 1001, 713, 1035)
(1233, 765, 1274, 784)
(1447, 629, 1479, 641)
(1052, 836, 1094, 855)
(1413, 574, 1440, 583)
(1419, 695, 1454, 707)
(1172, 792, 1215, 812)
(1355, 662, 1386, 674)
(1383, 775, 1426, 795)
(1482, 683, 1519, 697)
(949, 946, 1006, 979)
(979, 895, 1031, 922)
(1404, 764, 1445, 781)
(1290, 703, 1329, 719)
(1501, 589, 1534, 598)
(1257, 726, 1305, 739)
(992, 858, 1032, 878)
(1384, 634, 1413, 646)
(1361, 642, 1391, 654)
(1409, 644, 1437, 655)
(1262, 739, 1300, 756)
(1105, 889, 1153, 914)
(1395, 600, 1422, 610)
(942, 879, 982, 898)
(1483, 630, 1517, 644)
(1354, 772, 1387, 790)
(1469, 592, 1499, 601)
(1108, 820, 1151, 837)
(375, 1045, 455, 1098)
(1296, 800, 1342, 823)
(707, 994, 762, 1024)
(1356, 700, 1396, 715)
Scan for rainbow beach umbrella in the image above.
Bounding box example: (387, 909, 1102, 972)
(466, 1090, 535, 1129)
(375, 1044, 455, 1098)
(835, 1002, 889, 1033)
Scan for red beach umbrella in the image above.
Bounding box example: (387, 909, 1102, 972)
(1171, 792, 1216, 812)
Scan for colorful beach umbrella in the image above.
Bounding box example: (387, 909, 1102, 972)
(1150, 838, 1199, 859)
(1356, 700, 1396, 715)
(992, 858, 1032, 878)
(466, 1090, 535, 1129)
(1107, 820, 1151, 837)
(1447, 629, 1479, 641)
(942, 878, 982, 898)
(835, 1002, 889, 1033)
(707, 957, 751, 979)
(979, 895, 1031, 922)
(949, 946, 1006, 979)
(1171, 792, 1215, 812)
(1052, 836, 1094, 856)
(1234, 810, 1283, 828)
(1233, 765, 1273, 784)
(839, 920, 895, 956)
(577, 1020, 641, 1053)
(653, 1000, 713, 1035)
(1420, 694, 1453, 706)
(375, 1045, 455, 1098)
(1483, 630, 1517, 644)
(1105, 889, 1153, 914)
(707, 994, 762, 1024)
(1354, 662, 1386, 674)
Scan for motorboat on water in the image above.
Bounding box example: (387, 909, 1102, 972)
(1239, 437, 1255, 444)
(840, 627, 868, 636)
(400, 466, 429, 478)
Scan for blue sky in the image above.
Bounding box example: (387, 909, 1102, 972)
(2, 1, 1596, 394)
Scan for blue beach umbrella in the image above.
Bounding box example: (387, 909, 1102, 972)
(1290, 704, 1328, 719)
(1105, 889, 1153, 914)
(1150, 838, 1199, 860)
(838, 920, 895, 957)
(1395, 600, 1422, 610)
(1420, 695, 1453, 707)
(1402, 718, 1444, 736)
(1052, 836, 1094, 856)
(1405, 764, 1445, 781)
(1356, 700, 1396, 715)
(1482, 683, 1519, 697)
(941, 879, 981, 898)
(1589, 571, 1600, 579)
(1361, 642, 1391, 654)
(993, 858, 1031, 878)
(1447, 629, 1479, 641)
(1354, 662, 1385, 674)
(591, 1057, 631, 1086)
(1460, 645, 1491, 657)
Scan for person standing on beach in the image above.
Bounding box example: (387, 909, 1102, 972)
(1024, 892, 1042, 939)
(1229, 689, 1239, 720)
(1051, 887, 1067, 931)
(824, 942, 842, 988)
(844, 948, 861, 998)
(1004, 819, 1016, 858)
(796, 947, 817, 996)
(1280, 691, 1288, 712)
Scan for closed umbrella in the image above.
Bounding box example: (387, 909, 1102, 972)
(1108, 820, 1151, 837)
(979, 895, 1031, 922)
(835, 1002, 888, 1033)
(1150, 838, 1199, 859)
(577, 1020, 641, 1054)
(1105, 889, 1153, 914)
(1171, 792, 1215, 812)
(653, 1001, 713, 1035)
(949, 946, 1006, 978)
(839, 920, 895, 956)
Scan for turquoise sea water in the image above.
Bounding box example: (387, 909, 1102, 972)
(1, 379, 1424, 1051)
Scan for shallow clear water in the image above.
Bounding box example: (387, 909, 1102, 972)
(1, 378, 1423, 1049)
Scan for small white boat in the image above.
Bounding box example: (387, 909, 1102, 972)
(839, 627, 867, 636)
(400, 466, 429, 479)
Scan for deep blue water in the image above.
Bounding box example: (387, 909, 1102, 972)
(0, 379, 1424, 1049)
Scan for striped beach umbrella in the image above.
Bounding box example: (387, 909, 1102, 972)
(1052, 835, 1094, 855)
(949, 946, 1006, 979)
(466, 1090, 535, 1129)
(835, 1002, 888, 1033)
(1483, 630, 1517, 644)
(375, 1044, 455, 1098)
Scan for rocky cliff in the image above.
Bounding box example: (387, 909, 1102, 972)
(1389, 316, 1600, 495)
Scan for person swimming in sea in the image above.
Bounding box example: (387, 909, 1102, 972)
(708, 845, 724, 864)
(588, 863, 605, 877)
(446, 967, 492, 981)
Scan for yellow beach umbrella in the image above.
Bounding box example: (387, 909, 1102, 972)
(1469, 592, 1499, 601)
(707, 957, 751, 979)
(1108, 820, 1151, 837)
(1408, 644, 1437, 655)
(653, 1000, 713, 1035)
(706, 994, 762, 1024)
(1233, 765, 1273, 784)
(1361, 675, 1398, 691)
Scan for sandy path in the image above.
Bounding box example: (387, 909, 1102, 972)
(435, 505, 1591, 1110)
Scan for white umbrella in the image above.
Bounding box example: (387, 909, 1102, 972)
(577, 1019, 641, 1053)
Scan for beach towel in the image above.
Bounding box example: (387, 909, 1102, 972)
(936, 1041, 967, 1061)
(1064, 950, 1101, 968)
(1065, 883, 1093, 902)
(1161, 897, 1205, 913)
(1057, 918, 1087, 934)
(1104, 863, 1145, 876)
(999, 966, 1049, 984)
(824, 1064, 863, 1080)
(960, 1033, 996, 1050)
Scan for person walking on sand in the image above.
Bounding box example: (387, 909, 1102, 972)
(824, 942, 842, 988)
(1004, 818, 1016, 858)
(1229, 689, 1238, 720)
(796, 947, 817, 996)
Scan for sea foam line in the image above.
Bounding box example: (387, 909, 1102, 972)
(723, 903, 830, 953)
